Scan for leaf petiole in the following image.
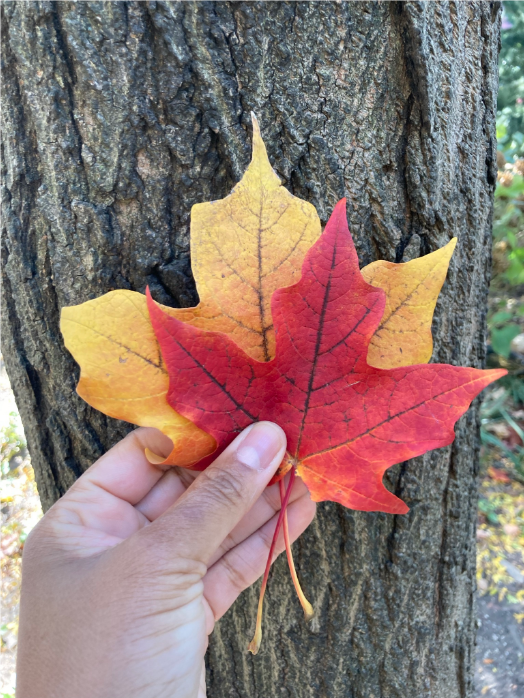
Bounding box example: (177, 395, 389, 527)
(279, 478, 314, 622)
(248, 468, 297, 655)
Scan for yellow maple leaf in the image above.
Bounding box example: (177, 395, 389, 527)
(61, 114, 321, 464)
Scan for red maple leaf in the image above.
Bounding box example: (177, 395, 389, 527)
(147, 199, 504, 516)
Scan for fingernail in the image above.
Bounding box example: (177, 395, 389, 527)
(236, 422, 285, 471)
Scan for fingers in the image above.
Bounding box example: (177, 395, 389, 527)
(204, 492, 316, 621)
(135, 468, 191, 521)
(206, 472, 310, 567)
(139, 422, 287, 565)
(136, 468, 309, 563)
(79, 428, 173, 504)
(46, 428, 175, 542)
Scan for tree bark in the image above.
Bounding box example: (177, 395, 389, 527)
(1, 2, 500, 696)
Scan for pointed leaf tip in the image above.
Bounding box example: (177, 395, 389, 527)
(333, 197, 347, 216)
(181, 121, 321, 361)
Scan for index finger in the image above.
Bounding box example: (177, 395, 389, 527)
(80, 427, 174, 504)
(139, 422, 287, 565)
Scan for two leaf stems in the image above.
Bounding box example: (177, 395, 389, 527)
(248, 467, 314, 654)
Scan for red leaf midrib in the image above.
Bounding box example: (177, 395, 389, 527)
(293, 239, 338, 460)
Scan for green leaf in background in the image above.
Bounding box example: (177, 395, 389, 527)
(478, 497, 500, 524)
(495, 174, 524, 198)
(498, 1, 524, 159)
(506, 252, 524, 285)
(490, 311, 514, 326)
(491, 324, 522, 358)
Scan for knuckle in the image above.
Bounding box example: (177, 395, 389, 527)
(114, 535, 206, 595)
(20, 524, 41, 562)
(220, 552, 251, 594)
(198, 466, 246, 509)
(259, 522, 278, 553)
(21, 515, 59, 558)
(18, 516, 75, 580)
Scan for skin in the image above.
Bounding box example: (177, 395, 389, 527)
(16, 422, 316, 698)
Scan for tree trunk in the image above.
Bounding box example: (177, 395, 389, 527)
(1, 2, 500, 696)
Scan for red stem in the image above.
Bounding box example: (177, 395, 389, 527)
(279, 479, 314, 621)
(248, 468, 296, 654)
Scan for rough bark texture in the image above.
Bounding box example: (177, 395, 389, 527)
(1, 2, 500, 696)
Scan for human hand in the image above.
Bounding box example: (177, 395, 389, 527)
(16, 422, 315, 698)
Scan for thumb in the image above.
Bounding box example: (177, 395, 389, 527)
(140, 422, 287, 566)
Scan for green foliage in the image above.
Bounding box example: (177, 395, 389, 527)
(0, 413, 26, 477)
(481, 385, 524, 474)
(499, 3, 524, 159)
(483, 11, 524, 486)
(504, 373, 524, 405)
(497, 112, 524, 161)
(491, 157, 524, 290)
(478, 496, 500, 524)
(494, 172, 524, 200)
(491, 323, 521, 358)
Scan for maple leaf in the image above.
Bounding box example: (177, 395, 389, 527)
(60, 114, 320, 465)
(147, 199, 505, 652)
(148, 198, 504, 514)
